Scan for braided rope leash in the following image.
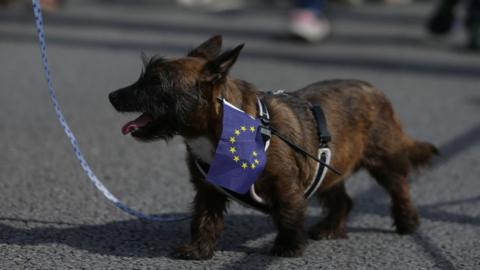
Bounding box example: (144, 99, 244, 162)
(31, 0, 190, 222)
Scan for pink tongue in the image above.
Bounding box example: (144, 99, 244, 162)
(121, 113, 153, 135)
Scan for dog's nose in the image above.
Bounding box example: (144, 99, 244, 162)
(108, 91, 118, 105)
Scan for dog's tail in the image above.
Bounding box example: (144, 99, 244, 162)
(406, 140, 439, 169)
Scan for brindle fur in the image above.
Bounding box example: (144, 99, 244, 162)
(109, 36, 438, 260)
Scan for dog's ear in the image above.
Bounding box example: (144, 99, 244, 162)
(202, 44, 244, 84)
(188, 35, 223, 60)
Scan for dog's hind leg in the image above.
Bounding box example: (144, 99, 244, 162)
(174, 183, 228, 260)
(360, 95, 423, 235)
(308, 181, 353, 240)
(270, 180, 307, 257)
(366, 154, 420, 234)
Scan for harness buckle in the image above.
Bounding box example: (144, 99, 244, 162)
(260, 124, 271, 141)
(260, 115, 270, 125)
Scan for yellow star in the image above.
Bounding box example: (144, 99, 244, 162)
(241, 126, 247, 132)
(229, 137, 236, 143)
(241, 162, 248, 169)
(252, 151, 257, 157)
(234, 129, 240, 136)
(251, 163, 256, 169)
(250, 126, 255, 132)
(233, 156, 240, 162)
(229, 147, 236, 154)
(254, 159, 259, 164)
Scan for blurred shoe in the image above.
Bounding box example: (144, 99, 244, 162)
(289, 9, 331, 43)
(467, 23, 480, 50)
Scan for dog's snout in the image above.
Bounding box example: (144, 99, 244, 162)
(109, 86, 139, 112)
(108, 91, 118, 105)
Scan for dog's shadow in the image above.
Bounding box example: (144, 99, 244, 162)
(0, 214, 278, 258)
(2, 193, 479, 259)
(0, 212, 395, 259)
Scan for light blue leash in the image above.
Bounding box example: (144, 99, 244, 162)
(31, 0, 190, 222)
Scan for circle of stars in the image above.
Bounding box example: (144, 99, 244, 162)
(229, 125, 260, 170)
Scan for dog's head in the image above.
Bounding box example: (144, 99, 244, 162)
(109, 35, 243, 141)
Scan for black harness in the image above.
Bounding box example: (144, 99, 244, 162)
(194, 93, 335, 213)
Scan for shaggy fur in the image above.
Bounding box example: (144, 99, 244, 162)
(109, 35, 438, 260)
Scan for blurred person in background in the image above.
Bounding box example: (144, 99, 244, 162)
(427, 0, 480, 50)
(177, 0, 331, 43)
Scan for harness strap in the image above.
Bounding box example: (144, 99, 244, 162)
(304, 148, 331, 199)
(303, 104, 332, 199)
(311, 105, 331, 146)
(257, 97, 272, 147)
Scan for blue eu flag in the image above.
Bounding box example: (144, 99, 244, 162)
(207, 100, 267, 194)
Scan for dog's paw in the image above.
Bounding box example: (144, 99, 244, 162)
(308, 224, 348, 240)
(271, 235, 305, 258)
(270, 242, 304, 257)
(173, 243, 214, 260)
(395, 213, 420, 235)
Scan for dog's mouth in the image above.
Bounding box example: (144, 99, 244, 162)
(121, 113, 154, 135)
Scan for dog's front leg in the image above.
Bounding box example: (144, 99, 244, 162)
(174, 183, 227, 260)
(270, 182, 307, 257)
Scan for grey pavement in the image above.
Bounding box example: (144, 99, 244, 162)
(0, 1, 479, 269)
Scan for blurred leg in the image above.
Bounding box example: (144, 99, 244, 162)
(427, 0, 460, 35)
(466, 0, 480, 49)
(466, 0, 480, 26)
(295, 0, 324, 14)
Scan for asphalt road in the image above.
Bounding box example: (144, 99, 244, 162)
(1, 1, 479, 269)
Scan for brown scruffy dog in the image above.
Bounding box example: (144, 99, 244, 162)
(108, 35, 438, 260)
